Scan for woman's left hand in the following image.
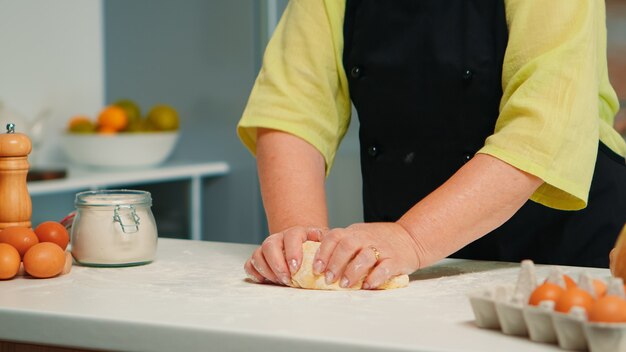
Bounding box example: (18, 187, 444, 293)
(313, 222, 422, 289)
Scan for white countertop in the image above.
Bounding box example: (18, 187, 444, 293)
(0, 239, 609, 352)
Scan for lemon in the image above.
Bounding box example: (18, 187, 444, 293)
(146, 104, 179, 131)
(125, 119, 153, 133)
(113, 99, 142, 127)
(68, 118, 96, 133)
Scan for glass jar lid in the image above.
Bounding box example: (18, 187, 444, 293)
(75, 189, 152, 207)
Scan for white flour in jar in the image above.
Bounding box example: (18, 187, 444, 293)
(70, 190, 158, 266)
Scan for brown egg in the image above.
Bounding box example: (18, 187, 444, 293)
(0, 243, 20, 280)
(593, 279, 607, 298)
(0, 227, 39, 258)
(529, 282, 565, 306)
(555, 287, 595, 314)
(34, 221, 70, 250)
(23, 242, 65, 279)
(563, 274, 577, 289)
(588, 295, 626, 323)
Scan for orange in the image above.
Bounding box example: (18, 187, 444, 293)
(0, 243, 20, 280)
(98, 106, 128, 132)
(97, 125, 118, 134)
(23, 242, 65, 279)
(113, 99, 141, 126)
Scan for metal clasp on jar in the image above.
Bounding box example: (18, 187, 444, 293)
(113, 204, 141, 233)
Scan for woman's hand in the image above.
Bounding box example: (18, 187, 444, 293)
(244, 226, 324, 285)
(610, 247, 617, 276)
(313, 222, 422, 289)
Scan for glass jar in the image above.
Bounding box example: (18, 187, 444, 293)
(70, 189, 158, 267)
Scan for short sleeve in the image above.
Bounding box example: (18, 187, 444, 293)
(237, 0, 350, 174)
(478, 0, 609, 210)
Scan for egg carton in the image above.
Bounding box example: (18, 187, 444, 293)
(468, 260, 626, 352)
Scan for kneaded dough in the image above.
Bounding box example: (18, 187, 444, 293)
(290, 241, 409, 290)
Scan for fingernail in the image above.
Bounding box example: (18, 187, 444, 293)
(281, 276, 291, 286)
(251, 259, 263, 274)
(362, 282, 371, 289)
(325, 271, 335, 284)
(246, 273, 260, 283)
(313, 260, 324, 275)
(340, 277, 349, 288)
(289, 259, 298, 272)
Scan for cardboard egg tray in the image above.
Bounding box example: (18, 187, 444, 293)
(468, 260, 626, 352)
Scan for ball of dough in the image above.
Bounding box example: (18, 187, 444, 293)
(290, 241, 409, 290)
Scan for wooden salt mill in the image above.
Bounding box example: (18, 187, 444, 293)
(0, 123, 32, 229)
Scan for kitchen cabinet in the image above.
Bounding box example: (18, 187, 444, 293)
(27, 161, 229, 241)
(0, 238, 609, 352)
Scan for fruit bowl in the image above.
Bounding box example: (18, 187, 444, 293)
(60, 132, 179, 168)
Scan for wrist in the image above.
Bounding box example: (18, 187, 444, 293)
(395, 220, 425, 270)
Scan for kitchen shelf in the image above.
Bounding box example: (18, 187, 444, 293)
(27, 160, 230, 241)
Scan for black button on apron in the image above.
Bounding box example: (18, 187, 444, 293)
(350, 66, 363, 79)
(404, 152, 415, 165)
(462, 69, 473, 81)
(367, 145, 378, 157)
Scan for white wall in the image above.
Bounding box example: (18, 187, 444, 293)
(0, 0, 104, 166)
(0, 0, 362, 240)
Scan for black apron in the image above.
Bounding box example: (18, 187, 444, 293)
(343, 0, 626, 267)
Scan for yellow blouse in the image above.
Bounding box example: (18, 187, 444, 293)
(238, 0, 626, 211)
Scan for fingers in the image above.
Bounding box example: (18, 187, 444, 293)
(312, 228, 343, 276)
(283, 227, 320, 275)
(314, 229, 375, 288)
(340, 246, 378, 288)
(307, 227, 326, 242)
(363, 259, 401, 289)
(248, 247, 280, 284)
(243, 257, 265, 283)
(245, 226, 322, 286)
(610, 248, 617, 275)
(313, 223, 411, 289)
(246, 223, 416, 290)
(261, 234, 292, 286)
(324, 236, 363, 286)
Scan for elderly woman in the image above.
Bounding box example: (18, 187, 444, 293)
(238, 0, 626, 288)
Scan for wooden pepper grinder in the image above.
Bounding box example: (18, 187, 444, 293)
(0, 123, 32, 229)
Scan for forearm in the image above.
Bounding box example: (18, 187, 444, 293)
(256, 128, 329, 234)
(397, 153, 544, 268)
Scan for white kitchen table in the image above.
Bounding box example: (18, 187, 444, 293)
(0, 238, 609, 352)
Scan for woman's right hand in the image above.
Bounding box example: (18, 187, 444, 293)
(244, 226, 324, 285)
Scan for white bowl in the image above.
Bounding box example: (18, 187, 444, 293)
(60, 132, 179, 168)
